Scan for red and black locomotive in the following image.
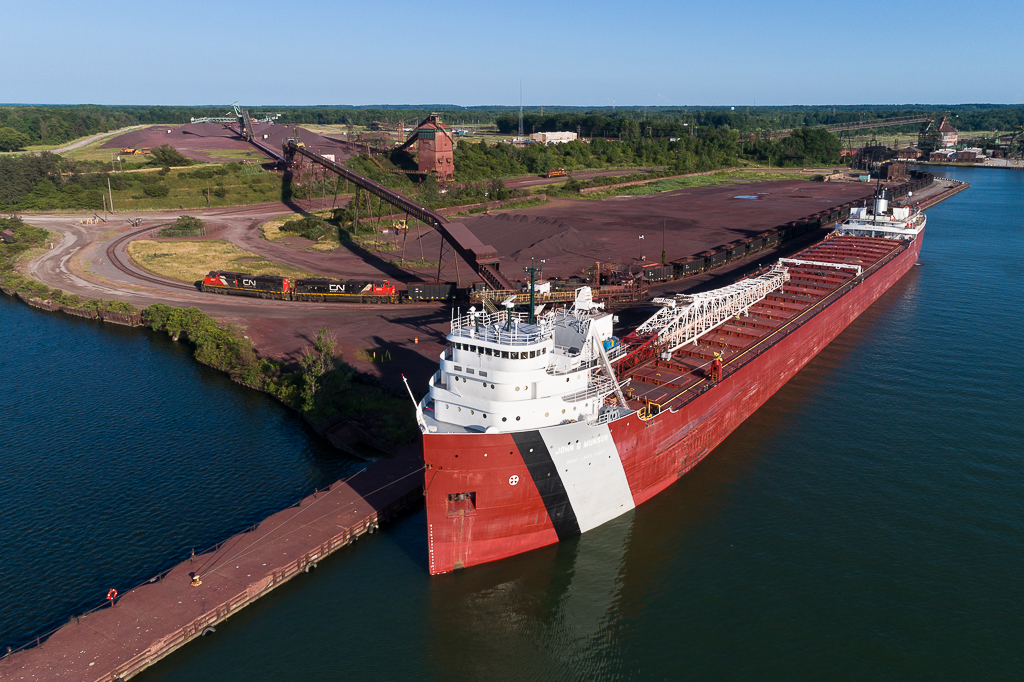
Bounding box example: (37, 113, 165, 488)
(201, 271, 401, 303)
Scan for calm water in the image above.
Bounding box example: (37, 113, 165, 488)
(4, 167, 1023, 679)
(0, 307, 360, 648)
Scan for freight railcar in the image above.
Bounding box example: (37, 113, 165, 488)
(201, 271, 291, 299)
(408, 281, 458, 301)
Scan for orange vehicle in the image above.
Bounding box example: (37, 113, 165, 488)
(546, 168, 567, 178)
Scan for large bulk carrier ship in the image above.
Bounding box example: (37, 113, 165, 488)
(417, 187, 926, 574)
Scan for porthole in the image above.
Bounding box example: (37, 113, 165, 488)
(446, 405, 450, 409)
(561, 409, 565, 414)
(515, 386, 520, 391)
(470, 410, 475, 415)
(523, 386, 528, 390)
(516, 416, 521, 421)
(502, 417, 507, 422)
(483, 414, 487, 418)
(457, 407, 461, 412)
(545, 412, 549, 417)
(566, 378, 570, 382)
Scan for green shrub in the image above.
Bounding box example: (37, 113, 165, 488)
(143, 183, 169, 197)
(280, 215, 331, 241)
(159, 215, 206, 237)
(150, 144, 193, 167)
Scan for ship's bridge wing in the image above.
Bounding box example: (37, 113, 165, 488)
(637, 265, 790, 353)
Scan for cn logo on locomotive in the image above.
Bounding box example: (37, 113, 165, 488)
(243, 279, 256, 287)
(329, 284, 343, 292)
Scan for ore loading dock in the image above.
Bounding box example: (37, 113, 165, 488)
(1, 158, 965, 679)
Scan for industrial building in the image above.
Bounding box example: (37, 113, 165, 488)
(938, 117, 959, 148)
(530, 131, 578, 145)
(413, 115, 455, 181)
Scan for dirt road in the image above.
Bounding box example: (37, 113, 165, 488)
(50, 126, 145, 154)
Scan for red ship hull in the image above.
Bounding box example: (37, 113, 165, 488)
(423, 233, 923, 574)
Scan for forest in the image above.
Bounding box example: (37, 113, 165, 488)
(1, 104, 1022, 149)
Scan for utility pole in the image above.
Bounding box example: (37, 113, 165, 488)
(519, 80, 524, 140)
(107, 177, 114, 213)
(662, 219, 666, 265)
(639, 234, 644, 261)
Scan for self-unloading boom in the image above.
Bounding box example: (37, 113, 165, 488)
(636, 264, 790, 353)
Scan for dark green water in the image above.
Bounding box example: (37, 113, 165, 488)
(4, 168, 1023, 679)
(0, 306, 361, 649)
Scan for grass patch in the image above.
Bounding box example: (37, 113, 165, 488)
(196, 148, 270, 161)
(387, 258, 438, 268)
(454, 197, 549, 215)
(353, 235, 399, 252)
(581, 170, 810, 198)
(354, 347, 395, 363)
(127, 239, 322, 282)
(107, 164, 282, 210)
(261, 210, 344, 251)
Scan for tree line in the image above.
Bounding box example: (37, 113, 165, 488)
(495, 108, 1024, 138)
(2, 104, 1023, 149)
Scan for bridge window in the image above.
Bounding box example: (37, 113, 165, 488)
(479, 371, 487, 378)
(469, 345, 477, 353)
(502, 351, 509, 359)
(510, 352, 519, 360)
(467, 368, 475, 374)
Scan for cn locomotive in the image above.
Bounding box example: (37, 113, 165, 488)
(200, 271, 460, 304)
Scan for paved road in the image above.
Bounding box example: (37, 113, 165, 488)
(50, 126, 145, 154)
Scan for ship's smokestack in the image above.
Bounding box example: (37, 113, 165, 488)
(873, 186, 890, 216)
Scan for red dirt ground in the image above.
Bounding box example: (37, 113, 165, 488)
(100, 122, 356, 164)
(402, 180, 877, 282)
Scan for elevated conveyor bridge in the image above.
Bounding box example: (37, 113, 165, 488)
(283, 140, 514, 290)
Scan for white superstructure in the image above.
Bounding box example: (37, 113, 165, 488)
(422, 288, 630, 434)
(836, 186, 926, 240)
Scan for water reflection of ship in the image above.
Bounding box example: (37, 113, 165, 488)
(425, 510, 634, 679)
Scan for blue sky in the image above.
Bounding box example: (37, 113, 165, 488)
(5, 0, 1022, 106)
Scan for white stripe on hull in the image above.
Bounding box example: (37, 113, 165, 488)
(538, 421, 635, 532)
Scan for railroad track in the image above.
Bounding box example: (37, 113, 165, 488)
(102, 225, 448, 309)
(105, 224, 199, 293)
